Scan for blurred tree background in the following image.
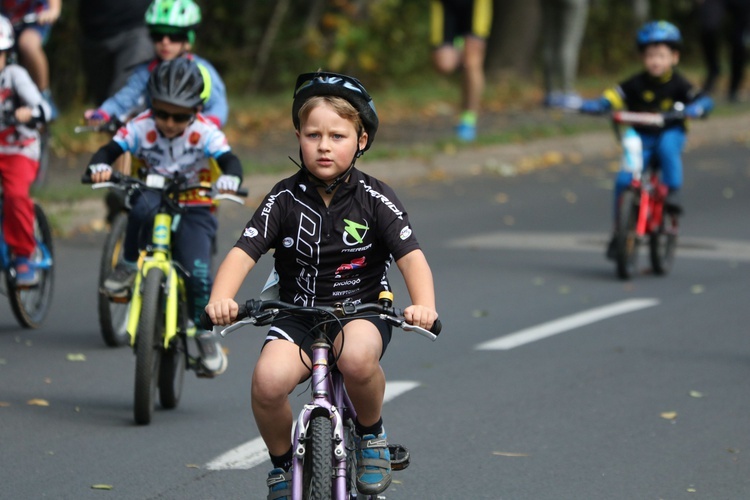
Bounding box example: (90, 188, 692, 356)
(49, 0, 703, 110)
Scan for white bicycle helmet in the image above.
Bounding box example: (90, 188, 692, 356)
(0, 16, 14, 51)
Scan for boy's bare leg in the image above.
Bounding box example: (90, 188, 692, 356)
(251, 341, 311, 456)
(336, 320, 386, 428)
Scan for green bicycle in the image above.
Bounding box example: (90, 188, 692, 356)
(86, 171, 245, 425)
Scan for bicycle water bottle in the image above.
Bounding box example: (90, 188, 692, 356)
(620, 127, 643, 176)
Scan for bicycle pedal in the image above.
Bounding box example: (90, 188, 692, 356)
(100, 287, 131, 302)
(388, 444, 409, 471)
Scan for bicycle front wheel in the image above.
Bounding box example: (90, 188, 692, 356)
(302, 414, 333, 499)
(615, 190, 639, 280)
(133, 267, 165, 425)
(98, 212, 130, 347)
(8, 204, 54, 328)
(649, 214, 678, 275)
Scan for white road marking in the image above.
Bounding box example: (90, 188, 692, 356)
(204, 380, 421, 471)
(476, 298, 660, 350)
(447, 231, 750, 261)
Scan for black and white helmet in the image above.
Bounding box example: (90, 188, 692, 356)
(148, 57, 205, 109)
(0, 16, 14, 51)
(292, 71, 379, 153)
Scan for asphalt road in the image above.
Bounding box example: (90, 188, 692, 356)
(1, 138, 749, 499)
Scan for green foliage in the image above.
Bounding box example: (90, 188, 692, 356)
(46, 0, 707, 108)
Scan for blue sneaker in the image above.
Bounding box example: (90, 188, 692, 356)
(13, 256, 39, 287)
(455, 122, 476, 142)
(354, 429, 392, 495)
(266, 467, 291, 500)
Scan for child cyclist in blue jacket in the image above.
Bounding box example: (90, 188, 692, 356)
(204, 72, 438, 499)
(580, 21, 713, 258)
(85, 58, 243, 377)
(85, 0, 228, 128)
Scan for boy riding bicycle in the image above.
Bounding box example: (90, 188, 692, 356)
(579, 21, 713, 259)
(0, 15, 50, 286)
(204, 72, 439, 499)
(85, 58, 244, 377)
(85, 0, 227, 128)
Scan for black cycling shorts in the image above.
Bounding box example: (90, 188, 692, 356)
(263, 313, 393, 361)
(430, 0, 493, 47)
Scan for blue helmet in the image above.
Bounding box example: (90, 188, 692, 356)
(636, 21, 682, 50)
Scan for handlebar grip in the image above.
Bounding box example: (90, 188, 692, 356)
(199, 303, 249, 331)
(236, 187, 249, 197)
(430, 318, 442, 336)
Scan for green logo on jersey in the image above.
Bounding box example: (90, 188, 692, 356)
(343, 218, 369, 245)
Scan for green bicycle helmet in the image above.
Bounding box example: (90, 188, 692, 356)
(145, 0, 201, 44)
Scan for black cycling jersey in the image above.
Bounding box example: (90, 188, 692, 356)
(616, 70, 698, 113)
(235, 168, 421, 307)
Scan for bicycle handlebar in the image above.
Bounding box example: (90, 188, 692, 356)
(199, 299, 442, 341)
(611, 110, 686, 128)
(81, 170, 249, 199)
(74, 120, 122, 135)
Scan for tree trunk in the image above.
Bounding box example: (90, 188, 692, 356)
(485, 0, 541, 78)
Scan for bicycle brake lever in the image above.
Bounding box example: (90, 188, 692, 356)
(218, 317, 256, 337)
(399, 322, 438, 341)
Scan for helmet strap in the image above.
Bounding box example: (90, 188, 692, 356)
(292, 149, 360, 194)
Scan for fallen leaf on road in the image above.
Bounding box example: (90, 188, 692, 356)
(689, 391, 704, 398)
(27, 399, 49, 406)
(660, 411, 677, 420)
(91, 484, 113, 490)
(690, 285, 705, 294)
(66, 353, 86, 362)
(493, 451, 530, 457)
(0, 402, 10, 407)
(472, 309, 489, 318)
(185, 464, 200, 469)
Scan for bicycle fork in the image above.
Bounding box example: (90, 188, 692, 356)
(291, 342, 351, 499)
(125, 213, 184, 349)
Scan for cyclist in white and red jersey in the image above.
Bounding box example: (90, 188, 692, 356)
(85, 58, 243, 377)
(0, 15, 50, 286)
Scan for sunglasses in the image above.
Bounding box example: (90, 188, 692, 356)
(152, 108, 194, 123)
(149, 32, 189, 43)
(293, 72, 372, 101)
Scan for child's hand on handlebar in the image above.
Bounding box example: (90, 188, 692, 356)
(14, 106, 33, 124)
(84, 109, 111, 127)
(88, 163, 113, 183)
(404, 305, 438, 330)
(205, 298, 239, 326)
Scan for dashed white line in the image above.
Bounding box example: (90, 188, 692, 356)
(476, 298, 660, 350)
(204, 380, 421, 471)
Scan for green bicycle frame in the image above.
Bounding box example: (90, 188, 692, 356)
(126, 212, 187, 349)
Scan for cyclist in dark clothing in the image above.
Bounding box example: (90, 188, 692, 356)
(580, 21, 713, 258)
(205, 72, 438, 500)
(79, 0, 154, 106)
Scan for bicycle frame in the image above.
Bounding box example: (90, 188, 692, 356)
(629, 170, 669, 238)
(125, 211, 186, 349)
(211, 297, 439, 500)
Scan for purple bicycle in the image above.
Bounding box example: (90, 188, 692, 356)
(201, 291, 440, 499)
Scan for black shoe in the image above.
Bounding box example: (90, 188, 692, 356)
(103, 263, 136, 296)
(665, 191, 683, 216)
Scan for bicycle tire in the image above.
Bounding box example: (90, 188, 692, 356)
(303, 414, 333, 500)
(649, 214, 678, 275)
(158, 341, 185, 409)
(8, 204, 54, 328)
(97, 212, 130, 347)
(133, 267, 164, 425)
(615, 189, 639, 280)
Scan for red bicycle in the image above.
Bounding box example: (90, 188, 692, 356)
(610, 110, 682, 280)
